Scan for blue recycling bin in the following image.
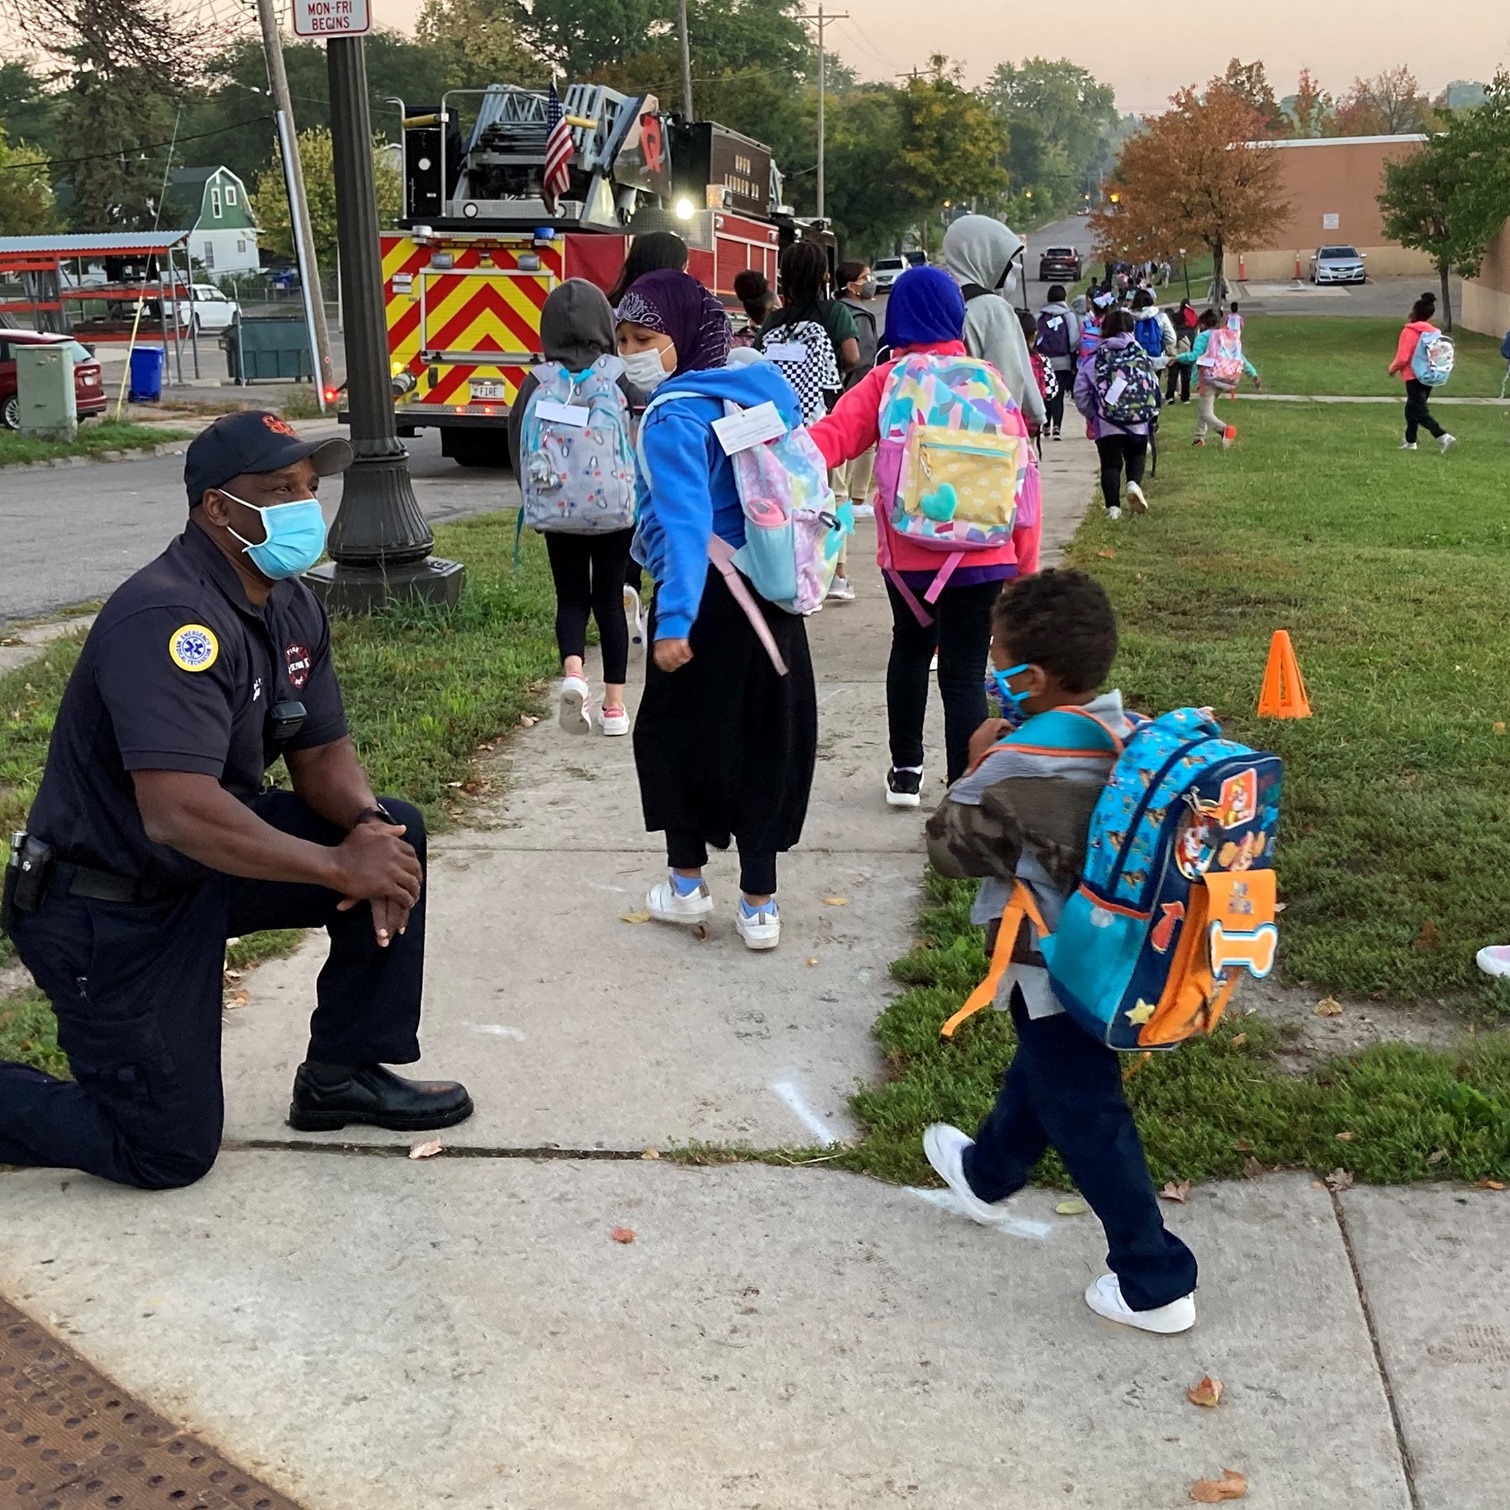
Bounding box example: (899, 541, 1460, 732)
(128, 346, 165, 403)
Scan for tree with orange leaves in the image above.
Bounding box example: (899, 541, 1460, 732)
(1090, 84, 1290, 309)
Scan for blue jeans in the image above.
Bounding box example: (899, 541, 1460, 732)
(962, 986, 1198, 1310)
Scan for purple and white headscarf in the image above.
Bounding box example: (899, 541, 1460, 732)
(615, 269, 731, 375)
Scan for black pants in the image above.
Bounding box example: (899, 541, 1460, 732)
(1404, 379, 1444, 443)
(666, 829, 777, 896)
(0, 790, 426, 1190)
(1165, 360, 1191, 403)
(1094, 434, 1148, 511)
(545, 528, 634, 685)
(885, 575, 1000, 785)
(1045, 372, 1068, 432)
(963, 989, 1198, 1311)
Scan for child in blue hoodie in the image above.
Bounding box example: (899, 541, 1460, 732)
(617, 270, 817, 953)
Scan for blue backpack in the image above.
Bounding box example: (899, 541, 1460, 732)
(1133, 313, 1164, 358)
(1410, 329, 1455, 387)
(944, 708, 1283, 1051)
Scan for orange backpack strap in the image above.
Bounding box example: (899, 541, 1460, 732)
(941, 881, 1050, 1039)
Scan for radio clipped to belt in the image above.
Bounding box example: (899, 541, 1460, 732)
(2, 831, 56, 931)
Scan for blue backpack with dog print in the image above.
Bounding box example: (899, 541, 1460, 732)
(1040, 709, 1284, 1051)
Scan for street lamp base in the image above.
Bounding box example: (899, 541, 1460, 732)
(303, 556, 466, 614)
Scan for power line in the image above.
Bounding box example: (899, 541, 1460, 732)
(0, 115, 274, 173)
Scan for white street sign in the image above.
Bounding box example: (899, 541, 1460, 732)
(291, 0, 371, 37)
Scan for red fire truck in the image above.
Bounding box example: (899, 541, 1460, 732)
(383, 83, 825, 465)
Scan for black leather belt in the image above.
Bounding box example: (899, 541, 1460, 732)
(50, 862, 181, 906)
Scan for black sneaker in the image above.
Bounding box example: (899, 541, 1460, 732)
(886, 767, 923, 808)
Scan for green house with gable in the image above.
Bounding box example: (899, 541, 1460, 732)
(167, 166, 260, 277)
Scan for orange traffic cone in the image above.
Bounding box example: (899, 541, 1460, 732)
(1258, 630, 1311, 719)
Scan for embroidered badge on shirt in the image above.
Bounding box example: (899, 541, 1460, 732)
(285, 642, 311, 689)
(168, 623, 219, 673)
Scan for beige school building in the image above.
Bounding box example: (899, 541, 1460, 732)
(1462, 222, 1510, 340)
(1234, 134, 1435, 282)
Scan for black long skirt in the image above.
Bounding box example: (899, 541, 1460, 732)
(634, 565, 817, 856)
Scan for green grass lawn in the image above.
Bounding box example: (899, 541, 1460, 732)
(1082, 400, 1510, 1002)
(0, 420, 191, 467)
(0, 514, 560, 1064)
(1246, 317, 1508, 397)
(843, 870, 1510, 1188)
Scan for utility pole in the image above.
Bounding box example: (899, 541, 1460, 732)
(676, 0, 694, 120)
(305, 35, 464, 612)
(799, 5, 847, 221)
(255, 0, 334, 410)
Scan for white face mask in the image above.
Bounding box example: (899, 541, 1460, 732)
(621, 345, 670, 393)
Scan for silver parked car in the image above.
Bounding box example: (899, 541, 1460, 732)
(1309, 245, 1366, 286)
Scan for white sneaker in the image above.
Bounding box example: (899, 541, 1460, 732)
(886, 767, 923, 807)
(1125, 481, 1149, 514)
(624, 585, 646, 653)
(851, 501, 875, 519)
(827, 575, 857, 603)
(922, 1124, 1019, 1226)
(1439, 433, 1457, 454)
(1084, 1272, 1196, 1334)
(1106, 505, 1122, 521)
(646, 875, 714, 925)
(735, 899, 780, 951)
(1398, 441, 1418, 451)
(601, 706, 630, 737)
(1476, 943, 1510, 978)
(559, 675, 591, 734)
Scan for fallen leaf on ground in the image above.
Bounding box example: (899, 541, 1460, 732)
(223, 968, 243, 982)
(226, 989, 249, 1008)
(408, 1139, 443, 1160)
(806, 957, 819, 967)
(1096, 547, 1116, 559)
(1334, 1130, 1356, 1142)
(1495, 722, 1506, 735)
(1229, 1032, 1247, 1047)
(1159, 1181, 1191, 1204)
(1054, 1197, 1088, 1216)
(1473, 1178, 1506, 1191)
(518, 714, 538, 727)
(1241, 1156, 1265, 1179)
(1232, 1138, 1254, 1152)
(620, 910, 652, 924)
(1413, 918, 1440, 952)
(1186, 1375, 1224, 1408)
(691, 922, 710, 942)
(1314, 997, 1343, 1017)
(1190, 1468, 1247, 1502)
(1325, 1167, 1354, 1192)
(1426, 1149, 1447, 1165)
(611, 1227, 636, 1244)
(641, 1148, 660, 1160)
(822, 896, 849, 906)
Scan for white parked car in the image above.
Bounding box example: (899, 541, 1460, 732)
(186, 284, 241, 333)
(872, 256, 910, 292)
(1309, 246, 1366, 286)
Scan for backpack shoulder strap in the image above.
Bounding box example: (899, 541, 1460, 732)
(941, 879, 1049, 1039)
(961, 283, 994, 302)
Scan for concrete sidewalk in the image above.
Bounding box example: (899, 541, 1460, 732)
(2, 432, 1506, 1509)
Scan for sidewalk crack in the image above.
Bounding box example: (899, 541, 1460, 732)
(1329, 1190, 1421, 1510)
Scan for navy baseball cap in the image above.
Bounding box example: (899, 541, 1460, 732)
(185, 411, 353, 507)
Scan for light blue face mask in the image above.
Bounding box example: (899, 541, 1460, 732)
(988, 663, 1033, 728)
(221, 491, 328, 580)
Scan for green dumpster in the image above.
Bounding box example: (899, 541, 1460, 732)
(224, 314, 314, 383)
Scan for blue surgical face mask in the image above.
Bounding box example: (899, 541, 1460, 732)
(989, 663, 1033, 728)
(221, 491, 327, 580)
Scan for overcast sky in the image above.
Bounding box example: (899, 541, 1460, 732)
(376, 0, 1506, 117)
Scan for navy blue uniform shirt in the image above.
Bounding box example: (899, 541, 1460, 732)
(26, 521, 348, 884)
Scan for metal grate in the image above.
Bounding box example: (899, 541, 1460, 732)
(0, 1297, 303, 1509)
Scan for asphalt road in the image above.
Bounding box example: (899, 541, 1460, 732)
(0, 427, 519, 623)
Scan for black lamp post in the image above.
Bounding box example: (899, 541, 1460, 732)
(304, 35, 465, 613)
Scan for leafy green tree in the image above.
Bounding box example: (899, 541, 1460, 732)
(984, 58, 1117, 217)
(1377, 70, 1510, 329)
(506, 0, 667, 78)
(1219, 58, 1288, 137)
(0, 125, 55, 234)
(897, 56, 1006, 252)
(416, 0, 542, 82)
(252, 127, 402, 270)
(823, 86, 907, 252)
(0, 61, 62, 162)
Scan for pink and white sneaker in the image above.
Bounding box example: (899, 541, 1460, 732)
(1476, 944, 1510, 978)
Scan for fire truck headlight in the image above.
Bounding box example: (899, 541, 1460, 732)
(674, 197, 695, 221)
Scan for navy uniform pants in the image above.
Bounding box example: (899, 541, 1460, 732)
(0, 790, 425, 1190)
(962, 986, 1198, 1311)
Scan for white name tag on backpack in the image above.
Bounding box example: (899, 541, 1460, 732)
(1102, 373, 1129, 407)
(763, 342, 809, 364)
(534, 399, 590, 427)
(712, 401, 787, 455)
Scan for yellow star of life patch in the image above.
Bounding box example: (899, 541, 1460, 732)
(168, 623, 219, 673)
